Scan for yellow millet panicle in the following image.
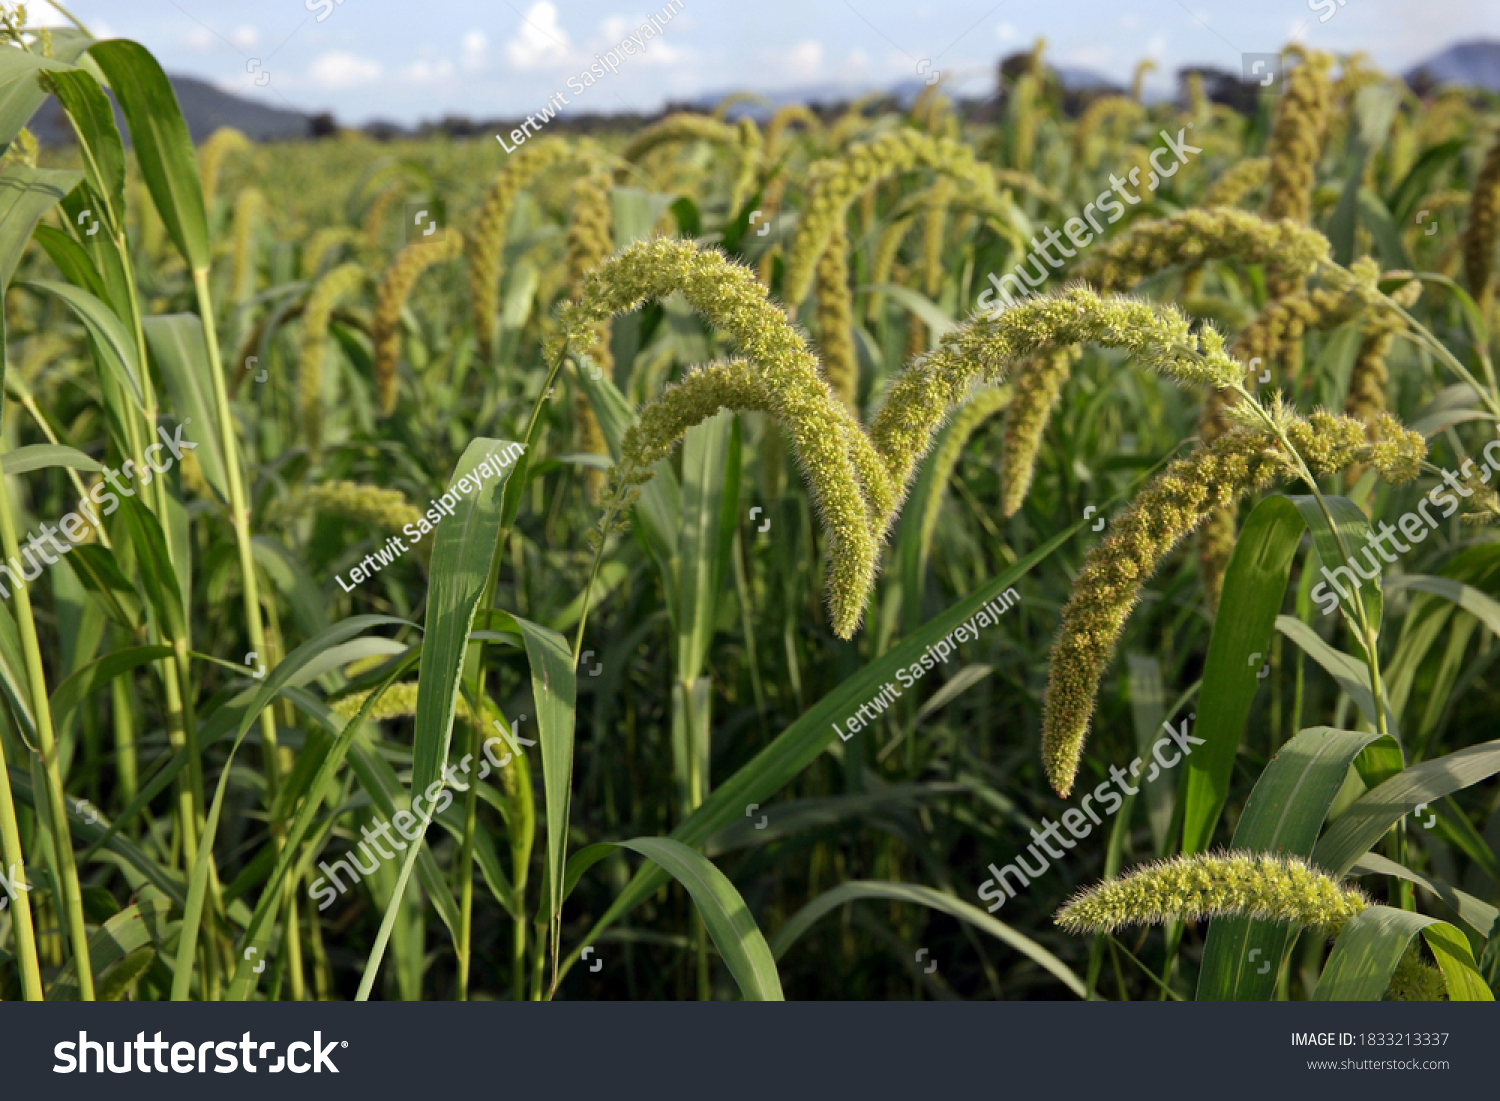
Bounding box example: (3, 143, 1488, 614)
(566, 171, 616, 503)
(1008, 72, 1040, 173)
(1054, 852, 1370, 934)
(1073, 96, 1145, 169)
(1461, 134, 1500, 303)
(1264, 52, 1333, 226)
(469, 136, 575, 362)
(290, 480, 425, 532)
(361, 184, 407, 250)
(302, 227, 361, 279)
(999, 346, 1080, 517)
(198, 127, 252, 207)
(1343, 323, 1400, 427)
(372, 229, 463, 414)
(989, 168, 1063, 207)
(730, 117, 763, 214)
(765, 103, 823, 155)
(784, 129, 996, 306)
(816, 224, 859, 409)
(1197, 505, 1237, 612)
(917, 386, 1011, 559)
(868, 212, 915, 321)
(621, 360, 775, 471)
(1202, 157, 1270, 208)
(1043, 430, 1289, 793)
(1069, 210, 1330, 293)
(554, 239, 887, 636)
(229, 187, 265, 306)
(620, 112, 740, 167)
(869, 288, 1244, 504)
(712, 91, 768, 120)
(331, 682, 480, 726)
(1130, 60, 1156, 102)
(299, 262, 365, 455)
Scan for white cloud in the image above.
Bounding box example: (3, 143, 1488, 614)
(461, 30, 488, 71)
(24, 2, 70, 27)
(402, 58, 455, 83)
(781, 38, 823, 81)
(183, 26, 215, 52)
(504, 2, 572, 70)
(230, 24, 260, 51)
(996, 23, 1016, 42)
(308, 51, 383, 89)
(1146, 33, 1167, 59)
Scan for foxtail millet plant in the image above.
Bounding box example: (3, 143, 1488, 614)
(815, 224, 859, 409)
(372, 228, 464, 414)
(299, 261, 365, 455)
(1041, 406, 1427, 796)
(1461, 132, 1500, 307)
(783, 129, 997, 307)
(468, 136, 577, 362)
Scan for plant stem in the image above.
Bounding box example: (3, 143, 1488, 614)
(0, 455, 92, 997)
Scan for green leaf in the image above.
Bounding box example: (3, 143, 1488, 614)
(1180, 495, 1304, 855)
(1314, 907, 1490, 1001)
(143, 314, 229, 504)
(1276, 615, 1400, 739)
(42, 69, 125, 232)
(0, 443, 101, 474)
(493, 612, 575, 922)
(1290, 494, 1382, 644)
(0, 49, 79, 150)
(568, 837, 783, 1000)
(31, 223, 107, 300)
(562, 520, 1078, 981)
(48, 644, 172, 740)
(0, 165, 82, 290)
(45, 897, 172, 1001)
(87, 40, 209, 272)
(22, 279, 143, 410)
(1386, 140, 1465, 224)
(1313, 739, 1500, 876)
(1349, 851, 1499, 940)
(1386, 574, 1500, 639)
(409, 439, 520, 797)
(767, 879, 1086, 997)
(1197, 726, 1395, 1001)
(174, 614, 412, 1000)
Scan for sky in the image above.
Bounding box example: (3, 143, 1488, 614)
(25, 0, 1500, 126)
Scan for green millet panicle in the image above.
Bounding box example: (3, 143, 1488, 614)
(870, 288, 1244, 507)
(288, 481, 425, 533)
(619, 112, 741, 167)
(372, 229, 463, 414)
(917, 386, 1011, 560)
(1461, 133, 1500, 304)
(816, 224, 859, 409)
(301, 226, 361, 279)
(1201, 157, 1270, 208)
(730, 116, 763, 214)
(1043, 429, 1289, 794)
(299, 262, 365, 455)
(999, 346, 1080, 517)
(1044, 406, 1426, 794)
(784, 129, 996, 306)
(229, 187, 265, 306)
(554, 238, 888, 637)
(621, 360, 774, 473)
(566, 171, 616, 503)
(765, 103, 823, 156)
(1069, 209, 1329, 294)
(331, 682, 480, 726)
(198, 126, 252, 208)
(1054, 851, 1370, 934)
(1264, 52, 1333, 226)
(468, 137, 575, 363)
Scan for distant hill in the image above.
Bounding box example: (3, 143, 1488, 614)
(1405, 39, 1500, 93)
(31, 73, 314, 146)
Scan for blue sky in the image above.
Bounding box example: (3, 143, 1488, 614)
(29, 0, 1500, 125)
